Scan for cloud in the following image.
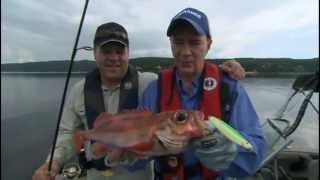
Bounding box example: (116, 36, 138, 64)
(2, 0, 318, 63)
(213, 0, 318, 58)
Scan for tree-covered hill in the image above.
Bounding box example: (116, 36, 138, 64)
(1, 57, 319, 77)
(130, 57, 319, 76)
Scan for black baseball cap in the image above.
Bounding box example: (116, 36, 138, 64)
(94, 22, 129, 47)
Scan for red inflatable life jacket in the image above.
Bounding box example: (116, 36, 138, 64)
(158, 62, 223, 180)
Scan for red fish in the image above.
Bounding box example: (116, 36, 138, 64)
(74, 110, 207, 157)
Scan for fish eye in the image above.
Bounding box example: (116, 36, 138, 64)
(175, 111, 188, 123)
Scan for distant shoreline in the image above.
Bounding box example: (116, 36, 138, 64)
(1, 71, 312, 78)
(2, 58, 318, 76)
(1, 72, 87, 74)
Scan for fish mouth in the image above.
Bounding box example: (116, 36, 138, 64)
(174, 111, 188, 124)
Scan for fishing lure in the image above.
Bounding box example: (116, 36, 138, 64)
(208, 116, 253, 151)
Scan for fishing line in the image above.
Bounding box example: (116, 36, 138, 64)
(301, 91, 319, 114)
(283, 71, 318, 137)
(283, 90, 314, 138)
(48, 0, 90, 172)
(275, 71, 319, 119)
(273, 90, 298, 119)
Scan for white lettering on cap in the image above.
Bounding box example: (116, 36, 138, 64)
(176, 9, 202, 19)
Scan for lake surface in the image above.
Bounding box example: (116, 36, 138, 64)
(1, 73, 319, 180)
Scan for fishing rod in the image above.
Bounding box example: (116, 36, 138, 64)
(48, 0, 90, 173)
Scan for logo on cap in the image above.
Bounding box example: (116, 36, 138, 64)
(203, 77, 217, 91)
(167, 8, 210, 38)
(176, 9, 202, 19)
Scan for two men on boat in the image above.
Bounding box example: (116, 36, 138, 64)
(33, 7, 265, 180)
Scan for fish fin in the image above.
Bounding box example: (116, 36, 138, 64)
(94, 112, 113, 128)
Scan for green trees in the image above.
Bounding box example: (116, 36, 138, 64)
(1, 58, 318, 77)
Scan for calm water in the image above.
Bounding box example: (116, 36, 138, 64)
(1, 74, 319, 180)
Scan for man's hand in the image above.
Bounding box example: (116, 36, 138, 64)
(107, 149, 127, 162)
(220, 59, 245, 80)
(32, 160, 60, 180)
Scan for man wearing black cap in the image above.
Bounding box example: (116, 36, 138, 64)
(33, 21, 246, 180)
(140, 8, 266, 179)
(32, 22, 157, 180)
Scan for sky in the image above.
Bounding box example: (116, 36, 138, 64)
(1, 0, 319, 64)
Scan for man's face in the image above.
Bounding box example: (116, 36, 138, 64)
(170, 23, 212, 78)
(94, 42, 129, 83)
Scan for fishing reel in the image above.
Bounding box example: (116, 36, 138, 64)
(61, 163, 82, 179)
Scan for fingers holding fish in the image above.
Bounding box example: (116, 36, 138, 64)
(106, 149, 127, 162)
(91, 142, 109, 156)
